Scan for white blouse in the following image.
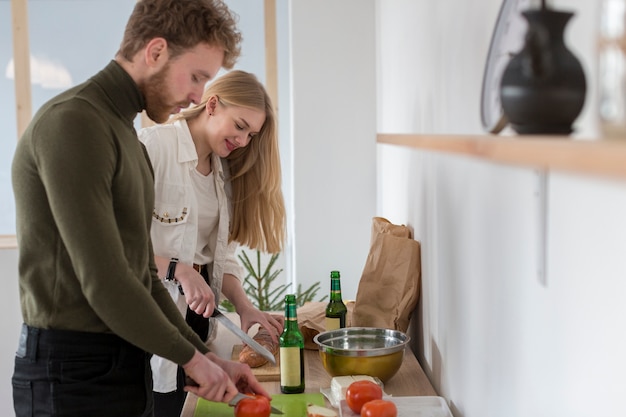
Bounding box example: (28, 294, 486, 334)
(139, 119, 243, 393)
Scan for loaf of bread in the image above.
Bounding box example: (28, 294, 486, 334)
(238, 327, 279, 368)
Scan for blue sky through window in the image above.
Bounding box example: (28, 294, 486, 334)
(0, 1, 16, 235)
(0, 0, 134, 235)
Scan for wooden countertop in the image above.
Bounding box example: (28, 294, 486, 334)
(181, 313, 436, 417)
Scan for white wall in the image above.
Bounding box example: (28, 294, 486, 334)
(289, 0, 377, 300)
(378, 1, 626, 416)
(0, 248, 21, 414)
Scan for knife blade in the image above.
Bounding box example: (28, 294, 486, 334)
(211, 310, 277, 365)
(229, 392, 284, 415)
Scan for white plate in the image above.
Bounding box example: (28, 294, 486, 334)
(339, 396, 453, 417)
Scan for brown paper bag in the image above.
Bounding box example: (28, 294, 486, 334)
(352, 217, 421, 332)
(297, 301, 355, 350)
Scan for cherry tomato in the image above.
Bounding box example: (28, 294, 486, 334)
(345, 380, 383, 414)
(361, 399, 398, 417)
(233, 394, 271, 417)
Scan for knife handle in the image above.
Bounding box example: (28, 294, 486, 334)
(184, 375, 199, 387)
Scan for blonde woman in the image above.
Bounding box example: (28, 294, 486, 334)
(139, 70, 286, 417)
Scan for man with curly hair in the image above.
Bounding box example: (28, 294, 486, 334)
(11, 1, 269, 416)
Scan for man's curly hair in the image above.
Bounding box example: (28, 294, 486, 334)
(118, 0, 241, 69)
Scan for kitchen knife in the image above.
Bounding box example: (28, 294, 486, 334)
(211, 309, 277, 365)
(184, 379, 285, 415)
(229, 392, 284, 415)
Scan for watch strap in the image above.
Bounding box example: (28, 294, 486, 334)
(165, 258, 179, 281)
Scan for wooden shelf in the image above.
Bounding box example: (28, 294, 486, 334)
(377, 133, 626, 181)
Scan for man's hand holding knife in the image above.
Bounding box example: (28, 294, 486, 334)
(183, 351, 283, 414)
(182, 351, 270, 402)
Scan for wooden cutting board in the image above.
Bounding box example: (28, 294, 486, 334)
(231, 344, 280, 381)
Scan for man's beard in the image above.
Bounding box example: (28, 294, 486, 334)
(143, 63, 176, 123)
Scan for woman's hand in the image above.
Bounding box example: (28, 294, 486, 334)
(221, 273, 283, 342)
(238, 306, 284, 343)
(176, 263, 216, 317)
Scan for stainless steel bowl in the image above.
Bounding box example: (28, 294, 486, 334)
(313, 327, 411, 382)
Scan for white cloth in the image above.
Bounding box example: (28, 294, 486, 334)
(191, 169, 219, 266)
(139, 119, 243, 393)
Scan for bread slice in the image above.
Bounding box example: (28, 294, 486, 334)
(306, 403, 338, 417)
(238, 327, 279, 368)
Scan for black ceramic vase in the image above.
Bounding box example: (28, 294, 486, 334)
(500, 8, 586, 135)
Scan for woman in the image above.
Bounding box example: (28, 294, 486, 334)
(139, 70, 286, 417)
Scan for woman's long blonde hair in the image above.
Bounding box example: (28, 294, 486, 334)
(171, 70, 285, 253)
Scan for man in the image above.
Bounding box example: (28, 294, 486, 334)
(11, 1, 269, 416)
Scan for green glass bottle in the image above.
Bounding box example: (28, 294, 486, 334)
(325, 270, 347, 330)
(279, 294, 305, 393)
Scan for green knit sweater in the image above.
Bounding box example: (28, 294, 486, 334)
(11, 60, 208, 365)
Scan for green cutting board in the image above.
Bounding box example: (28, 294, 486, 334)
(193, 393, 326, 417)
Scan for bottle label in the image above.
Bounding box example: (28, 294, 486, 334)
(279, 347, 302, 386)
(325, 317, 341, 331)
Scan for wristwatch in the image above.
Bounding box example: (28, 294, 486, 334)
(164, 258, 184, 295)
(165, 258, 179, 282)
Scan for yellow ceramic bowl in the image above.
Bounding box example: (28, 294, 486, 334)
(313, 327, 410, 382)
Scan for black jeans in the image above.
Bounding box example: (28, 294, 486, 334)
(13, 324, 153, 417)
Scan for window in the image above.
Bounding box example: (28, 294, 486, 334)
(0, 1, 17, 235)
(1, 0, 135, 235)
(1, 1, 291, 284)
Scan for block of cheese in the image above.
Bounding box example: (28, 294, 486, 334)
(330, 375, 379, 401)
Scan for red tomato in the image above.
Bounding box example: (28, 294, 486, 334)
(361, 399, 398, 417)
(345, 380, 383, 414)
(233, 394, 271, 417)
